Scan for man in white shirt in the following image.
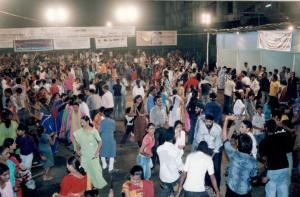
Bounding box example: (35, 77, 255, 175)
(101, 84, 114, 112)
(239, 120, 258, 159)
(241, 71, 251, 86)
(157, 128, 184, 196)
(193, 113, 222, 188)
(176, 141, 220, 197)
(224, 75, 236, 115)
(252, 105, 265, 144)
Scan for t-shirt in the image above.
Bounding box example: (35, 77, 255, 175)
(233, 99, 245, 116)
(269, 81, 280, 97)
(183, 152, 214, 192)
(141, 134, 155, 156)
(113, 84, 122, 96)
(0, 181, 13, 197)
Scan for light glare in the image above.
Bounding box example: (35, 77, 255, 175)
(201, 13, 211, 25)
(45, 6, 68, 23)
(288, 26, 294, 31)
(115, 5, 139, 23)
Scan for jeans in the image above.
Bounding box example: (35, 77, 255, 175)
(254, 133, 266, 145)
(265, 168, 289, 197)
(184, 190, 209, 197)
(160, 179, 178, 197)
(287, 152, 293, 186)
(205, 151, 222, 189)
(261, 91, 269, 104)
(226, 185, 252, 197)
(136, 154, 152, 180)
(113, 96, 122, 118)
(202, 95, 209, 106)
(120, 125, 133, 144)
(224, 95, 233, 115)
(189, 116, 198, 145)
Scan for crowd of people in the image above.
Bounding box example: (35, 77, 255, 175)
(0, 50, 299, 197)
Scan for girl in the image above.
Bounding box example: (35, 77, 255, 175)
(0, 146, 16, 197)
(37, 126, 55, 181)
(56, 156, 87, 197)
(74, 116, 107, 190)
(0, 163, 13, 197)
(136, 123, 155, 180)
(99, 109, 117, 172)
(174, 120, 186, 156)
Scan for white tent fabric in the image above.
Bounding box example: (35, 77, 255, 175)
(216, 31, 300, 76)
(258, 31, 292, 52)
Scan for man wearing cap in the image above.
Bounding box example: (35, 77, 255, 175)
(193, 113, 222, 188)
(157, 128, 184, 196)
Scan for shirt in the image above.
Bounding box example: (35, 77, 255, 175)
(224, 79, 235, 97)
(132, 86, 145, 99)
(233, 99, 245, 115)
(86, 94, 102, 111)
(224, 140, 257, 195)
(252, 113, 265, 135)
(157, 142, 184, 183)
(269, 81, 280, 97)
(149, 105, 167, 127)
(183, 151, 214, 192)
(113, 84, 122, 96)
(101, 91, 114, 108)
(16, 135, 38, 155)
(246, 132, 257, 159)
(194, 119, 222, 153)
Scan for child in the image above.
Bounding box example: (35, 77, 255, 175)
(0, 146, 16, 197)
(93, 107, 105, 131)
(37, 126, 55, 181)
(120, 107, 134, 144)
(15, 124, 39, 171)
(0, 163, 13, 197)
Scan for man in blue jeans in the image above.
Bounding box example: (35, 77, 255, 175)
(113, 79, 123, 119)
(259, 119, 291, 197)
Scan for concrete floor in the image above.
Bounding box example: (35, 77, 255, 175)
(29, 90, 300, 196)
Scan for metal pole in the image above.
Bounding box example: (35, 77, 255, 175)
(206, 32, 210, 67)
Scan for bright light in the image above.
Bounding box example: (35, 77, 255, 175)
(115, 5, 139, 23)
(201, 13, 211, 26)
(288, 25, 294, 31)
(45, 6, 69, 23)
(265, 3, 272, 8)
(106, 21, 112, 27)
(236, 32, 240, 35)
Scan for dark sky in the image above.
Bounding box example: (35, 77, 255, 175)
(0, 0, 166, 28)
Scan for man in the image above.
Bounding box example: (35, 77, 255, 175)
(176, 141, 221, 197)
(157, 128, 184, 197)
(252, 105, 265, 145)
(193, 113, 222, 188)
(223, 75, 236, 115)
(204, 93, 222, 125)
(259, 119, 292, 197)
(269, 74, 281, 112)
(259, 72, 270, 104)
(287, 71, 299, 101)
(241, 71, 251, 86)
(112, 79, 123, 119)
(85, 88, 102, 120)
(244, 62, 250, 75)
(150, 96, 168, 165)
(147, 87, 157, 114)
(222, 115, 258, 197)
(101, 84, 114, 113)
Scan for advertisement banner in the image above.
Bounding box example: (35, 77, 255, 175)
(0, 39, 13, 48)
(0, 26, 135, 41)
(14, 39, 53, 52)
(95, 36, 127, 49)
(53, 37, 90, 50)
(258, 31, 292, 51)
(136, 31, 177, 46)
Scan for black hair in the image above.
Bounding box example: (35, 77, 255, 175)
(133, 95, 142, 103)
(73, 102, 79, 106)
(154, 95, 161, 104)
(3, 138, 14, 149)
(99, 107, 105, 113)
(67, 156, 86, 175)
(174, 120, 183, 128)
(172, 89, 177, 95)
(103, 108, 112, 118)
(125, 107, 131, 114)
(147, 122, 155, 129)
(237, 134, 252, 154)
(0, 163, 9, 176)
(4, 88, 13, 95)
(129, 165, 144, 179)
(52, 78, 56, 84)
(265, 119, 277, 134)
(1, 110, 11, 128)
(205, 113, 214, 121)
(16, 77, 22, 84)
(164, 127, 175, 142)
(81, 115, 94, 127)
(242, 120, 253, 129)
(235, 92, 242, 100)
(16, 87, 22, 94)
(17, 123, 28, 132)
(197, 141, 211, 156)
(0, 146, 8, 156)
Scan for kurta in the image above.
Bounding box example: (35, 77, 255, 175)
(74, 128, 107, 189)
(133, 103, 147, 144)
(99, 118, 116, 157)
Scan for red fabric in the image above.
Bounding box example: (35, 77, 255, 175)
(142, 134, 155, 156)
(184, 78, 199, 90)
(142, 180, 154, 197)
(60, 174, 87, 197)
(50, 85, 59, 95)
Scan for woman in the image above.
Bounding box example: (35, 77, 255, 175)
(99, 109, 116, 172)
(67, 102, 84, 150)
(74, 116, 106, 190)
(131, 95, 148, 147)
(0, 110, 18, 146)
(0, 146, 16, 197)
(122, 165, 154, 197)
(168, 89, 182, 127)
(174, 120, 186, 156)
(57, 156, 87, 197)
(0, 163, 13, 197)
(136, 123, 155, 180)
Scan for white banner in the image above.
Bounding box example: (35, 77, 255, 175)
(95, 36, 127, 49)
(0, 39, 13, 48)
(258, 31, 292, 51)
(136, 31, 177, 46)
(53, 37, 90, 50)
(14, 39, 53, 52)
(0, 26, 135, 41)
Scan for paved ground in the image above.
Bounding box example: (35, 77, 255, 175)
(28, 91, 300, 197)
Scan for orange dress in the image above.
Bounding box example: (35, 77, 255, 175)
(60, 174, 87, 197)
